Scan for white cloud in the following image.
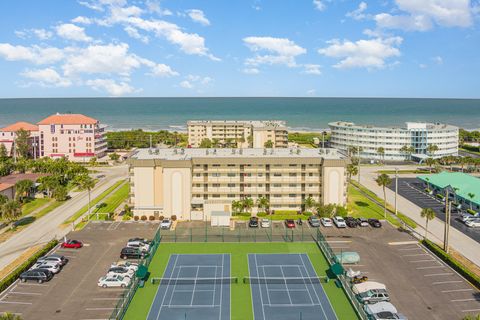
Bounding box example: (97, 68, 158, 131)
(21, 68, 72, 87)
(432, 56, 443, 64)
(346, 2, 368, 20)
(243, 68, 260, 74)
(179, 80, 193, 89)
(14, 29, 53, 40)
(78, 0, 127, 11)
(0, 44, 64, 64)
(375, 0, 474, 31)
(419, 63, 427, 69)
(313, 0, 326, 11)
(303, 64, 322, 75)
(307, 89, 316, 96)
(72, 16, 93, 25)
(318, 37, 403, 69)
(187, 9, 210, 26)
(124, 26, 149, 43)
(243, 36, 306, 68)
(86, 78, 136, 96)
(146, 0, 172, 15)
(56, 24, 92, 42)
(149, 63, 179, 77)
(180, 74, 212, 89)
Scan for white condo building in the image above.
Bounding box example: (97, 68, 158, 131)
(329, 121, 459, 161)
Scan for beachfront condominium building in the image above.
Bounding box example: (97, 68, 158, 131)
(0, 122, 40, 159)
(329, 121, 459, 161)
(187, 120, 288, 148)
(128, 147, 348, 220)
(37, 113, 108, 162)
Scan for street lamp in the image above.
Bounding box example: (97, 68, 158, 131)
(394, 167, 398, 216)
(444, 185, 455, 253)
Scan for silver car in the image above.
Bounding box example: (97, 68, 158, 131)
(357, 289, 390, 304)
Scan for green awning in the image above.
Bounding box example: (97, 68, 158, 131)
(136, 265, 148, 279)
(330, 263, 344, 276)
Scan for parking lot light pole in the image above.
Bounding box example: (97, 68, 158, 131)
(444, 185, 453, 253)
(394, 167, 398, 216)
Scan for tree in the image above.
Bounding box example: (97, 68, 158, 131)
(88, 157, 97, 167)
(37, 175, 62, 198)
(14, 179, 34, 203)
(264, 140, 274, 148)
(427, 144, 439, 156)
(0, 312, 23, 320)
(376, 147, 385, 163)
(303, 196, 316, 213)
(52, 185, 68, 201)
(346, 164, 358, 182)
(400, 145, 414, 161)
(15, 128, 30, 158)
(199, 138, 212, 148)
(0, 144, 8, 160)
(212, 138, 221, 148)
(231, 200, 244, 215)
(375, 173, 392, 218)
(243, 197, 254, 214)
(420, 208, 435, 240)
(0, 194, 7, 206)
(425, 158, 436, 173)
(316, 203, 335, 218)
(247, 134, 253, 147)
(74, 174, 96, 219)
(1, 200, 22, 225)
(109, 153, 120, 162)
(468, 193, 476, 210)
(256, 197, 269, 213)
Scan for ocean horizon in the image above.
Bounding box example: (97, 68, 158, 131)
(0, 97, 479, 131)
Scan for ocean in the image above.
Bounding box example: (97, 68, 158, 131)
(0, 97, 479, 131)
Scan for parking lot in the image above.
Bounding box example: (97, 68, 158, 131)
(322, 224, 480, 319)
(388, 178, 480, 243)
(0, 221, 158, 320)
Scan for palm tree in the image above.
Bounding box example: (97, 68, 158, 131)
(376, 147, 385, 164)
(0, 312, 23, 320)
(243, 197, 254, 214)
(468, 193, 476, 210)
(400, 145, 415, 161)
(427, 144, 439, 156)
(256, 197, 269, 214)
(425, 158, 436, 173)
(346, 164, 358, 182)
(303, 196, 316, 213)
(1, 200, 22, 226)
(375, 173, 392, 218)
(74, 174, 96, 219)
(420, 208, 435, 240)
(231, 200, 243, 215)
(264, 140, 274, 148)
(14, 179, 34, 203)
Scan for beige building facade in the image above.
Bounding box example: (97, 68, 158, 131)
(187, 120, 288, 148)
(128, 148, 348, 220)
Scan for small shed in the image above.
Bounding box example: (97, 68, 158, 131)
(210, 211, 231, 227)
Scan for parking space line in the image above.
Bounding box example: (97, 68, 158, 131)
(442, 288, 474, 293)
(85, 307, 115, 310)
(424, 273, 454, 277)
(0, 301, 32, 305)
(389, 241, 418, 245)
(462, 309, 480, 313)
(452, 298, 478, 302)
(416, 266, 445, 270)
(17, 283, 48, 287)
(403, 253, 431, 257)
(409, 259, 437, 263)
(432, 280, 463, 285)
(8, 292, 41, 296)
(92, 298, 120, 301)
(398, 247, 422, 251)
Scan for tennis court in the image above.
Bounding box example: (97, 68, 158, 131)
(147, 254, 232, 320)
(247, 253, 338, 320)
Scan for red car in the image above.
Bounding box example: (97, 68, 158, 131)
(61, 240, 83, 249)
(285, 219, 295, 229)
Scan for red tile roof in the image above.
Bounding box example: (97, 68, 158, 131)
(0, 183, 14, 192)
(37, 114, 98, 125)
(0, 173, 49, 185)
(1, 122, 39, 132)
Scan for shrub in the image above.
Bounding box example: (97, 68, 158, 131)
(335, 206, 348, 217)
(303, 211, 313, 217)
(134, 215, 139, 221)
(141, 215, 147, 221)
(467, 209, 477, 215)
(171, 215, 177, 221)
(436, 193, 445, 200)
(0, 239, 58, 292)
(159, 215, 164, 221)
(257, 212, 267, 217)
(149, 215, 155, 221)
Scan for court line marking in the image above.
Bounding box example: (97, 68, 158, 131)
(254, 254, 266, 320)
(189, 266, 200, 306)
(154, 254, 179, 320)
(302, 253, 332, 320)
(294, 265, 315, 305)
(280, 266, 293, 305)
(218, 255, 223, 320)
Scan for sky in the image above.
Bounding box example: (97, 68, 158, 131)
(0, 0, 479, 98)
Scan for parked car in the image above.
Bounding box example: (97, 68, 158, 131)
(249, 217, 259, 228)
(19, 269, 54, 283)
(98, 274, 131, 288)
(61, 239, 83, 249)
(308, 216, 321, 227)
(37, 254, 68, 266)
(364, 302, 407, 320)
(368, 218, 382, 228)
(333, 216, 347, 228)
(260, 218, 270, 228)
(357, 289, 390, 304)
(120, 247, 147, 260)
(127, 240, 150, 253)
(321, 217, 333, 227)
(461, 213, 478, 222)
(357, 218, 369, 227)
(128, 238, 151, 245)
(285, 219, 295, 228)
(111, 261, 139, 272)
(107, 267, 135, 278)
(31, 261, 61, 274)
(161, 218, 172, 230)
(465, 218, 480, 227)
(345, 217, 358, 228)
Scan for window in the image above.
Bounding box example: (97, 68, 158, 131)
(273, 173, 282, 177)
(227, 173, 235, 177)
(212, 183, 220, 187)
(289, 194, 296, 198)
(289, 173, 297, 177)
(211, 173, 220, 177)
(289, 184, 296, 187)
(227, 183, 235, 188)
(212, 194, 220, 198)
(212, 164, 220, 167)
(195, 173, 201, 177)
(273, 184, 281, 188)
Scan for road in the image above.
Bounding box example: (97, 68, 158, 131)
(356, 164, 480, 267)
(0, 165, 128, 271)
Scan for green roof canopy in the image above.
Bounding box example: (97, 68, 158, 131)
(417, 172, 480, 206)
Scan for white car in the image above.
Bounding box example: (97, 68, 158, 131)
(321, 217, 333, 227)
(31, 262, 61, 274)
(98, 274, 131, 288)
(127, 241, 150, 253)
(161, 218, 172, 230)
(465, 219, 480, 227)
(107, 267, 135, 279)
(461, 213, 478, 222)
(261, 219, 270, 228)
(333, 216, 347, 228)
(111, 261, 139, 272)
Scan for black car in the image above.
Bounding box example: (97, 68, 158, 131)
(19, 269, 54, 283)
(345, 217, 358, 228)
(120, 247, 147, 260)
(368, 218, 382, 228)
(249, 217, 259, 228)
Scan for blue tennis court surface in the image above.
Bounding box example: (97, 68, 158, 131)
(248, 253, 338, 320)
(147, 254, 230, 320)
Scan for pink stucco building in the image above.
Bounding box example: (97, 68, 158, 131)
(0, 122, 40, 158)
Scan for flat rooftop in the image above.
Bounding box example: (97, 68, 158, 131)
(131, 148, 345, 160)
(329, 121, 458, 131)
(187, 120, 286, 128)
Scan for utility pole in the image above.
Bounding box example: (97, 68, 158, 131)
(149, 135, 152, 149)
(357, 139, 361, 184)
(444, 185, 453, 253)
(394, 167, 398, 215)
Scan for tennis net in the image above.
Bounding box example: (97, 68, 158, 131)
(243, 276, 327, 285)
(151, 277, 238, 285)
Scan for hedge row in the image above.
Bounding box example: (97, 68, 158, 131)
(0, 239, 58, 292)
(422, 239, 480, 290)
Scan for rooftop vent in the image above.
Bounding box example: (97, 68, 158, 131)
(263, 149, 267, 155)
(173, 149, 178, 154)
(296, 149, 301, 155)
(181, 148, 185, 155)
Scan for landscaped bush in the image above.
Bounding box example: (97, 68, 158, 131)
(335, 206, 348, 217)
(140, 215, 147, 221)
(422, 239, 480, 290)
(424, 188, 431, 193)
(0, 239, 58, 292)
(302, 211, 313, 217)
(257, 212, 267, 217)
(436, 194, 445, 200)
(159, 215, 164, 221)
(149, 215, 155, 221)
(467, 209, 477, 215)
(171, 215, 177, 221)
(134, 215, 139, 221)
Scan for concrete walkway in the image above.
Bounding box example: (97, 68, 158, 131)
(357, 165, 480, 267)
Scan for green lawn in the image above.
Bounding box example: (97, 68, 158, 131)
(87, 182, 129, 220)
(21, 198, 51, 216)
(125, 242, 358, 320)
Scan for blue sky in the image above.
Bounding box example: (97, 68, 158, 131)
(0, 0, 479, 98)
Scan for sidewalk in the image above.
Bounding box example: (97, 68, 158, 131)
(359, 165, 480, 267)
